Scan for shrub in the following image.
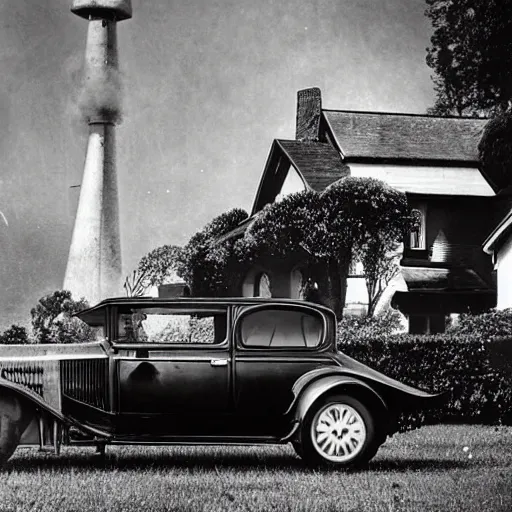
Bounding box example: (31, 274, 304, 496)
(448, 308, 512, 339)
(337, 310, 403, 345)
(339, 332, 512, 429)
(0, 324, 29, 345)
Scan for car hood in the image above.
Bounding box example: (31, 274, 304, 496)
(0, 341, 107, 360)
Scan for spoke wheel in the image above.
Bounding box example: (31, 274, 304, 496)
(311, 403, 366, 462)
(301, 394, 378, 468)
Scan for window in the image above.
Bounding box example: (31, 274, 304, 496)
(409, 206, 426, 250)
(254, 272, 272, 298)
(117, 307, 227, 344)
(240, 308, 323, 348)
(290, 268, 305, 299)
(88, 325, 107, 341)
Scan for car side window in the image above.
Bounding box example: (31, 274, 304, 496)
(117, 308, 227, 344)
(240, 308, 323, 348)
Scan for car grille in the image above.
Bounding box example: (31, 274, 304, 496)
(61, 358, 110, 410)
(0, 362, 44, 396)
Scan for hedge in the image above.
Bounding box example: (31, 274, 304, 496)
(338, 330, 512, 429)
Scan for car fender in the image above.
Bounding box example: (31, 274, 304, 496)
(0, 377, 65, 421)
(0, 378, 110, 439)
(289, 372, 388, 427)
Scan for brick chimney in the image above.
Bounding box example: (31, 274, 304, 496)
(296, 87, 322, 141)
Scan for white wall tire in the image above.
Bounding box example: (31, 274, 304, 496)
(300, 394, 378, 468)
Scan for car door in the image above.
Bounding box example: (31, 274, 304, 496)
(114, 304, 231, 433)
(233, 304, 330, 420)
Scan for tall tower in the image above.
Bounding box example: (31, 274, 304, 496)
(64, 0, 132, 305)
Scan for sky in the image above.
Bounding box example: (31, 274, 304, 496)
(0, 0, 436, 330)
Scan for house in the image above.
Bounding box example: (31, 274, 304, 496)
(221, 88, 508, 333)
(483, 207, 512, 310)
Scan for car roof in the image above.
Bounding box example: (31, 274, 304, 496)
(76, 296, 335, 326)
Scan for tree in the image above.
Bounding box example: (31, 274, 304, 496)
(425, 0, 512, 116)
(31, 290, 90, 344)
(124, 245, 183, 297)
(322, 178, 411, 317)
(243, 190, 348, 313)
(478, 110, 512, 192)
(0, 325, 29, 345)
(179, 208, 250, 296)
(244, 178, 412, 318)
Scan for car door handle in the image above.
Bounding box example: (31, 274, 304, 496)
(210, 358, 229, 367)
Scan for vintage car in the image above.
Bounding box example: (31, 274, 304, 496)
(0, 297, 445, 468)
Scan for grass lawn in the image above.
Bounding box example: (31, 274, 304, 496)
(0, 425, 511, 512)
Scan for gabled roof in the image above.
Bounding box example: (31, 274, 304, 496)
(323, 110, 488, 164)
(276, 140, 349, 192)
(251, 139, 348, 215)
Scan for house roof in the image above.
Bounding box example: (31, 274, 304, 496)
(276, 140, 349, 192)
(251, 140, 348, 215)
(323, 110, 488, 163)
(401, 266, 490, 291)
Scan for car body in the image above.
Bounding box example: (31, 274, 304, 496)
(0, 297, 445, 468)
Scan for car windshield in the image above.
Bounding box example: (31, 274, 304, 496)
(117, 307, 227, 344)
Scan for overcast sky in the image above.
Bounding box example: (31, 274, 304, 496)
(0, 0, 435, 329)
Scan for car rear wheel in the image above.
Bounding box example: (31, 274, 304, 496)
(0, 394, 28, 466)
(300, 394, 378, 468)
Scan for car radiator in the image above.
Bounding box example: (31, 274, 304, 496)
(61, 358, 110, 410)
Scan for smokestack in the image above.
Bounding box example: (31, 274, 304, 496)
(64, 1, 132, 305)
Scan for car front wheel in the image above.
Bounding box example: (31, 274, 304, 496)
(300, 394, 378, 468)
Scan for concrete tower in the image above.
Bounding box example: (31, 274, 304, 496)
(64, 0, 132, 305)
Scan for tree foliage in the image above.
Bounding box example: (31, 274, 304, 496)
(425, 0, 512, 116)
(478, 110, 512, 191)
(244, 190, 329, 259)
(179, 208, 250, 296)
(124, 245, 183, 297)
(0, 325, 29, 345)
(30, 290, 91, 344)
(244, 190, 348, 314)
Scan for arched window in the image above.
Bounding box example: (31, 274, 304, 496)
(254, 272, 272, 298)
(290, 268, 304, 299)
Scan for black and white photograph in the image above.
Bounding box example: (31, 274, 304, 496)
(0, 0, 511, 510)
